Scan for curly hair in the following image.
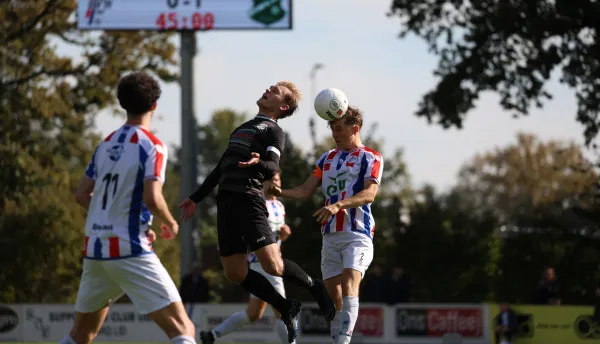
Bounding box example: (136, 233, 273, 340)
(117, 72, 161, 116)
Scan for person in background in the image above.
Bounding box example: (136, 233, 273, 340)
(533, 266, 560, 305)
(179, 263, 210, 304)
(360, 263, 386, 303)
(385, 266, 411, 304)
(495, 303, 518, 344)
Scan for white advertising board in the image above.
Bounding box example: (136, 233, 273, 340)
(1, 303, 491, 343)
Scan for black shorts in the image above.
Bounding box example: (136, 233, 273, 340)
(216, 190, 276, 257)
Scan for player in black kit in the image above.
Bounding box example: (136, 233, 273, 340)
(179, 81, 335, 343)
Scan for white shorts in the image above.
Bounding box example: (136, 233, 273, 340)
(249, 262, 286, 298)
(321, 231, 374, 280)
(74, 254, 181, 314)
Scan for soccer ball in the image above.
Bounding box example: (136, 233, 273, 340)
(314, 88, 349, 121)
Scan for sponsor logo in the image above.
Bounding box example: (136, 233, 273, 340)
(396, 307, 483, 338)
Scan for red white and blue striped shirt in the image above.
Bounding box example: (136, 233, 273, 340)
(312, 146, 383, 239)
(82, 125, 167, 260)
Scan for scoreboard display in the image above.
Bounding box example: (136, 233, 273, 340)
(78, 0, 293, 30)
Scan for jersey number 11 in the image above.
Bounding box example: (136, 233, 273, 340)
(101, 173, 119, 210)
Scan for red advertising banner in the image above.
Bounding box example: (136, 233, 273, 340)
(355, 307, 384, 337)
(426, 308, 483, 337)
(396, 307, 484, 338)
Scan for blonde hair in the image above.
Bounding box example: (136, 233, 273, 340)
(276, 80, 302, 118)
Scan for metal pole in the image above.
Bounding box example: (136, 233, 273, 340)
(179, 31, 198, 279)
(309, 63, 324, 161)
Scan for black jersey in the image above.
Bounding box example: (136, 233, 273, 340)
(190, 115, 285, 202)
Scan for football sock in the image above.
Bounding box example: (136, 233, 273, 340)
(169, 335, 196, 344)
(276, 319, 295, 344)
(282, 259, 314, 289)
(212, 311, 250, 338)
(337, 296, 359, 344)
(240, 269, 289, 314)
(330, 311, 342, 343)
(59, 335, 76, 344)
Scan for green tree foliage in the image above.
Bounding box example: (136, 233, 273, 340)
(0, 1, 178, 302)
(455, 133, 600, 304)
(394, 185, 500, 302)
(388, 0, 600, 143)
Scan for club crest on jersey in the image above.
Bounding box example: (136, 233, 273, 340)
(107, 144, 124, 161)
(346, 154, 359, 167)
(254, 123, 268, 132)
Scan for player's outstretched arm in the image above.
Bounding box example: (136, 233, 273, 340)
(187, 161, 221, 204)
(144, 179, 178, 239)
(336, 180, 379, 209)
(180, 158, 222, 222)
(277, 175, 321, 200)
(74, 176, 95, 211)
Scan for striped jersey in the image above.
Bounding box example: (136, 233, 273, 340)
(247, 199, 286, 263)
(82, 125, 167, 260)
(312, 146, 383, 239)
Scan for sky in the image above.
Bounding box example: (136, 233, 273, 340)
(90, 0, 587, 190)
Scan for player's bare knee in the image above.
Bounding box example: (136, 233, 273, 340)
(246, 309, 262, 322)
(224, 268, 246, 283)
(261, 259, 283, 276)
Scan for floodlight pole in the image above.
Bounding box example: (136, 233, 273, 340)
(309, 63, 324, 160)
(179, 31, 198, 279)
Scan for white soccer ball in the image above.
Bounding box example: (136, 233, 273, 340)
(314, 88, 349, 121)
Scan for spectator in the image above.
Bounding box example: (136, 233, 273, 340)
(593, 285, 600, 324)
(360, 263, 387, 303)
(179, 262, 210, 304)
(495, 303, 518, 344)
(533, 266, 560, 305)
(385, 266, 410, 304)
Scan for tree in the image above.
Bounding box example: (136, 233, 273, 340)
(0, 1, 178, 302)
(388, 0, 600, 143)
(456, 133, 597, 223)
(394, 185, 500, 302)
(455, 133, 600, 304)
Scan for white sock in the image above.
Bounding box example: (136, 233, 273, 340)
(337, 296, 359, 344)
(330, 311, 342, 343)
(212, 311, 250, 338)
(59, 334, 76, 344)
(276, 319, 295, 344)
(169, 335, 196, 344)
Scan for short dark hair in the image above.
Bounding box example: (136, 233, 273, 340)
(117, 72, 161, 116)
(328, 106, 363, 129)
